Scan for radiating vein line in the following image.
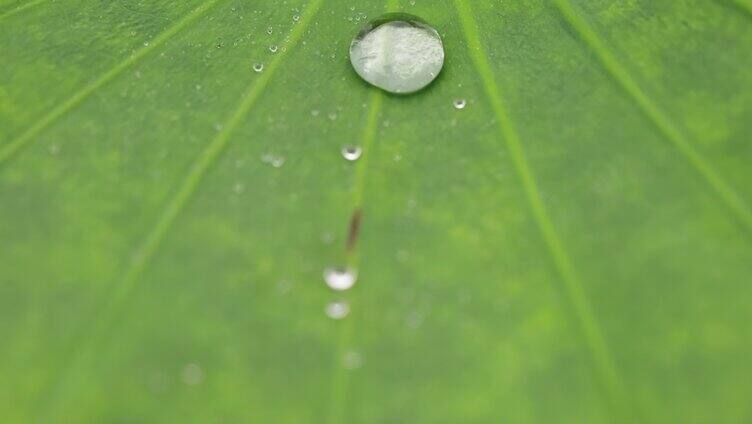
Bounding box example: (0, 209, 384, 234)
(33, 0, 324, 416)
(0, 0, 46, 22)
(554, 0, 752, 235)
(327, 2, 397, 421)
(327, 90, 382, 424)
(0, 0, 226, 165)
(114, 0, 321, 318)
(731, 0, 752, 16)
(453, 0, 629, 414)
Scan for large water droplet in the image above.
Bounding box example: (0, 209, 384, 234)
(350, 14, 444, 94)
(324, 267, 357, 291)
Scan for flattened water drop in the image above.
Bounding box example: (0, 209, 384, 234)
(350, 13, 444, 94)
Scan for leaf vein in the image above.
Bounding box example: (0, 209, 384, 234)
(32, 0, 325, 415)
(0, 0, 226, 164)
(453, 0, 629, 413)
(554, 0, 752, 235)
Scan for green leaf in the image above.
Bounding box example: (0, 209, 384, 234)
(2, 0, 751, 422)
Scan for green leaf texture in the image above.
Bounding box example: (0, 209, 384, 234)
(1, 0, 751, 422)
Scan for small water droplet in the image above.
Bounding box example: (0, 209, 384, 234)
(324, 267, 357, 291)
(252, 63, 264, 73)
(453, 99, 467, 110)
(341, 145, 362, 161)
(343, 350, 364, 370)
(261, 153, 285, 168)
(276, 279, 292, 294)
(328, 112, 338, 121)
(181, 363, 204, 386)
(266, 26, 274, 35)
(292, 14, 301, 22)
(350, 14, 444, 94)
(269, 45, 278, 53)
(325, 301, 350, 320)
(311, 109, 320, 117)
(406, 311, 424, 329)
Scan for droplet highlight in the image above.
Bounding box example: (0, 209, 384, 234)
(453, 99, 467, 110)
(349, 14, 444, 94)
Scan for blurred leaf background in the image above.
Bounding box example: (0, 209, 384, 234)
(1, 0, 751, 422)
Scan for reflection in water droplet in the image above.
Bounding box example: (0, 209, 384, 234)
(350, 14, 444, 94)
(341, 146, 362, 162)
(325, 301, 350, 320)
(453, 99, 467, 110)
(181, 363, 204, 386)
(253, 63, 264, 73)
(324, 268, 357, 291)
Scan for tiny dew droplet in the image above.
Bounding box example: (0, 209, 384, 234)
(269, 45, 278, 53)
(325, 301, 350, 320)
(252, 63, 264, 73)
(324, 267, 357, 291)
(181, 363, 204, 386)
(341, 145, 362, 162)
(453, 99, 467, 110)
(292, 14, 301, 22)
(350, 13, 444, 94)
(343, 350, 364, 370)
(261, 153, 285, 168)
